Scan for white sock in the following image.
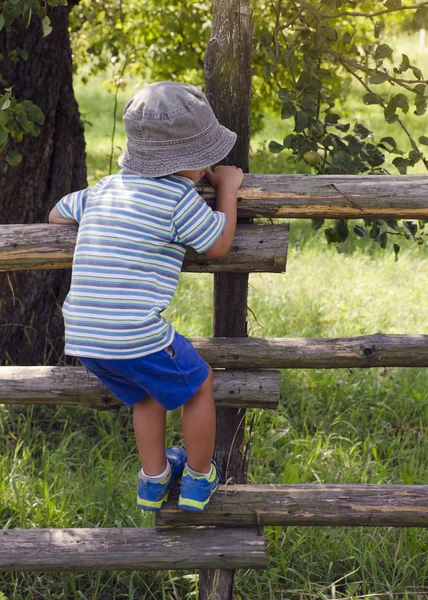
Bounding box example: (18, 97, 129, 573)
(140, 460, 171, 483)
(186, 462, 212, 478)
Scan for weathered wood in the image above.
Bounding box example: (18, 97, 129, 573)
(189, 334, 428, 368)
(0, 224, 288, 273)
(0, 527, 267, 572)
(198, 174, 428, 219)
(0, 367, 280, 410)
(202, 0, 253, 596)
(158, 484, 428, 528)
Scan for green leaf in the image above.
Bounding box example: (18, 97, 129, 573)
(404, 221, 418, 235)
(325, 113, 340, 125)
(6, 151, 22, 166)
(375, 44, 393, 60)
(325, 227, 340, 244)
(311, 219, 324, 231)
(378, 136, 396, 152)
(283, 134, 295, 148)
(353, 224, 368, 238)
(335, 123, 350, 132)
(385, 0, 402, 7)
(363, 93, 382, 105)
(374, 21, 385, 39)
(394, 54, 410, 74)
(278, 88, 292, 102)
(294, 111, 308, 133)
(0, 129, 8, 146)
(354, 123, 371, 139)
(386, 219, 399, 231)
(392, 156, 410, 174)
(0, 15, 4, 32)
(414, 84, 428, 97)
(418, 135, 428, 146)
(409, 150, 422, 165)
(268, 140, 284, 154)
(393, 243, 400, 262)
(42, 16, 53, 37)
(335, 220, 349, 242)
(412, 66, 423, 80)
(281, 101, 295, 120)
(369, 223, 380, 239)
(378, 232, 388, 249)
(414, 97, 427, 116)
(369, 73, 389, 85)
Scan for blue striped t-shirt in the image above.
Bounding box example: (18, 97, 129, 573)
(55, 171, 226, 359)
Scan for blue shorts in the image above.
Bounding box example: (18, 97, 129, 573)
(79, 332, 210, 410)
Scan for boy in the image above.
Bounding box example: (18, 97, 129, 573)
(49, 81, 243, 512)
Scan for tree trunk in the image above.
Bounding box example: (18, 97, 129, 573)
(0, 3, 86, 366)
(200, 1, 252, 598)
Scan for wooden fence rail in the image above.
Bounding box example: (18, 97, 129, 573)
(0, 527, 267, 572)
(199, 174, 428, 218)
(0, 367, 280, 410)
(157, 484, 428, 528)
(189, 334, 428, 368)
(0, 224, 288, 273)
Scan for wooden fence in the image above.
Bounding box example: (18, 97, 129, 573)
(1, 173, 427, 579)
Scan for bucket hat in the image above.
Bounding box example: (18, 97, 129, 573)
(118, 81, 237, 178)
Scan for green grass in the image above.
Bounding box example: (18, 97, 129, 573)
(2, 37, 428, 600)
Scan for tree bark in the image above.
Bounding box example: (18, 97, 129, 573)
(0, 3, 86, 366)
(200, 1, 253, 598)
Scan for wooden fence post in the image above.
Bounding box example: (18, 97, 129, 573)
(200, 1, 252, 598)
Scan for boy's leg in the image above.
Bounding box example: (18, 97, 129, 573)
(134, 394, 187, 511)
(181, 367, 216, 474)
(179, 367, 220, 512)
(133, 395, 167, 475)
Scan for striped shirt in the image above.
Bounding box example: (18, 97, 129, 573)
(55, 171, 226, 359)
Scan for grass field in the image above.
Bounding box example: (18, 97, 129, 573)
(1, 34, 428, 600)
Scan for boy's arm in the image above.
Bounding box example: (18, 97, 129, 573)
(48, 207, 78, 225)
(203, 166, 242, 258)
(48, 187, 93, 225)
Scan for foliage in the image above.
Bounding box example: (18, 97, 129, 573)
(69, 0, 210, 86)
(0, 0, 64, 160)
(257, 0, 428, 254)
(0, 86, 44, 165)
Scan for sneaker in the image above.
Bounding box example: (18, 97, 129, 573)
(178, 460, 220, 512)
(137, 446, 186, 512)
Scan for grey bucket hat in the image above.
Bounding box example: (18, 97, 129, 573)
(118, 81, 237, 178)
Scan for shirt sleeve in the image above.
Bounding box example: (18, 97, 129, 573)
(54, 189, 90, 224)
(171, 186, 227, 254)
(54, 178, 108, 223)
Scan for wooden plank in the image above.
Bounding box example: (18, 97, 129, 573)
(0, 223, 288, 273)
(0, 367, 280, 410)
(0, 527, 267, 572)
(198, 173, 428, 219)
(157, 484, 428, 528)
(189, 334, 428, 368)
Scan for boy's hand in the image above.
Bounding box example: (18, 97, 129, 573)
(205, 165, 243, 192)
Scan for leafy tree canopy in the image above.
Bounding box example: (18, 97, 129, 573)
(2, 0, 428, 254)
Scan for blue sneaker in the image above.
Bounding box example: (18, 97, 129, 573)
(178, 460, 220, 512)
(137, 446, 186, 512)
